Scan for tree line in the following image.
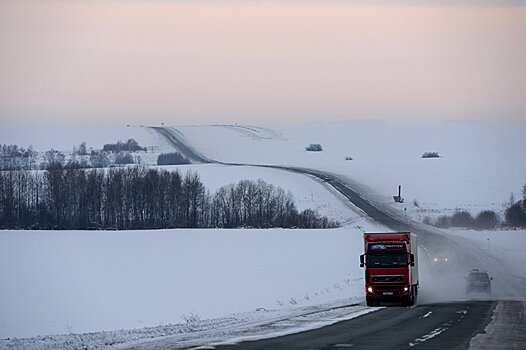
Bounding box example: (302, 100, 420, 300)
(0, 139, 147, 171)
(0, 163, 338, 230)
(423, 183, 526, 230)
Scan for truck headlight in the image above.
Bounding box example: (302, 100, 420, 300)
(403, 286, 409, 292)
(367, 286, 373, 293)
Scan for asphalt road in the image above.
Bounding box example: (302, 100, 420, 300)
(215, 301, 496, 350)
(151, 126, 211, 163)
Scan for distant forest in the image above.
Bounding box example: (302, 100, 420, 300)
(0, 163, 338, 230)
(0, 139, 147, 171)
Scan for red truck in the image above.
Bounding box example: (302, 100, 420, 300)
(360, 232, 419, 306)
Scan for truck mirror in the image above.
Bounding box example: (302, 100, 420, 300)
(360, 254, 365, 268)
(409, 253, 415, 266)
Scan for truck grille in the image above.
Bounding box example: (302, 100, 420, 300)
(372, 275, 404, 283)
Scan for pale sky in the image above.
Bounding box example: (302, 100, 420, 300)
(1, 0, 525, 126)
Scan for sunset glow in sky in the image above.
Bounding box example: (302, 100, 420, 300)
(1, 1, 525, 126)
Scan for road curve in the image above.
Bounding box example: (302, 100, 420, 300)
(150, 127, 481, 280)
(150, 126, 526, 297)
(151, 126, 212, 163)
(150, 126, 526, 349)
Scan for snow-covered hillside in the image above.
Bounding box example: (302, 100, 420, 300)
(176, 121, 526, 221)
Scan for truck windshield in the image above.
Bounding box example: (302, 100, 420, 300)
(366, 254, 408, 267)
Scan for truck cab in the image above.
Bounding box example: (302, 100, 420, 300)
(360, 232, 419, 306)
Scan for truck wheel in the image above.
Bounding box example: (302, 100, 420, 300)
(366, 297, 374, 307)
(409, 292, 415, 306)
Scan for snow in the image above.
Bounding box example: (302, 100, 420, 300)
(1, 120, 525, 348)
(445, 229, 526, 281)
(0, 224, 382, 340)
(177, 121, 526, 218)
(469, 300, 526, 350)
(4, 120, 524, 219)
(0, 301, 375, 350)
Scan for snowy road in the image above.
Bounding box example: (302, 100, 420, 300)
(152, 126, 526, 298)
(149, 126, 526, 349)
(214, 301, 526, 350)
(215, 301, 491, 349)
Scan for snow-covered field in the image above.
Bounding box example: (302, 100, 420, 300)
(1, 120, 525, 349)
(0, 224, 375, 340)
(2, 226, 525, 349)
(177, 121, 526, 220)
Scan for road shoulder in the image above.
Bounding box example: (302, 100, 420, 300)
(469, 300, 526, 350)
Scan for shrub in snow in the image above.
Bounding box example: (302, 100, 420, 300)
(429, 210, 500, 230)
(0, 144, 38, 170)
(435, 215, 452, 228)
(474, 210, 500, 230)
(505, 202, 526, 228)
(182, 312, 201, 325)
(421, 152, 440, 158)
(503, 184, 526, 228)
(90, 151, 110, 168)
(306, 144, 323, 152)
(73, 141, 88, 156)
(103, 138, 146, 152)
(115, 152, 134, 165)
(43, 149, 65, 168)
(157, 152, 190, 165)
(450, 210, 474, 228)
(422, 216, 433, 226)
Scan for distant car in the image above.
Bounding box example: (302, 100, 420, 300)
(432, 256, 449, 264)
(430, 255, 450, 272)
(466, 269, 492, 295)
(323, 176, 331, 182)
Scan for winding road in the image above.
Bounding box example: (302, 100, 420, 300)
(151, 126, 526, 349)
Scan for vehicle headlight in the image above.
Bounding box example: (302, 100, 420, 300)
(403, 286, 409, 292)
(434, 258, 438, 262)
(367, 286, 373, 293)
